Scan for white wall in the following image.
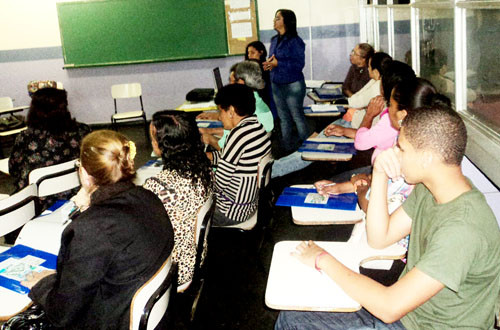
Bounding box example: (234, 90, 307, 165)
(0, 0, 362, 124)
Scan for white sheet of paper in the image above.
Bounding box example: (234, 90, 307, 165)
(229, 0, 250, 9)
(231, 22, 253, 38)
(178, 100, 216, 110)
(229, 10, 251, 22)
(304, 193, 328, 205)
(310, 104, 342, 112)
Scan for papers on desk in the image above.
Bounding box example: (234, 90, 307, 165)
(133, 158, 163, 186)
(298, 140, 356, 155)
(0, 245, 57, 294)
(310, 104, 345, 112)
(276, 187, 357, 211)
(196, 120, 223, 128)
(16, 201, 76, 255)
(305, 80, 327, 89)
(265, 240, 406, 312)
(176, 100, 217, 111)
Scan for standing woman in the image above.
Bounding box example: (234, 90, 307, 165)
(22, 130, 174, 329)
(263, 9, 309, 153)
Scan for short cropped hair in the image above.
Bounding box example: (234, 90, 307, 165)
(234, 61, 265, 90)
(370, 52, 392, 77)
(402, 105, 467, 166)
(381, 61, 416, 103)
(214, 84, 255, 117)
(80, 130, 136, 186)
(358, 43, 375, 63)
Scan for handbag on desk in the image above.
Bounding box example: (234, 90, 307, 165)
(186, 88, 215, 102)
(1, 305, 57, 330)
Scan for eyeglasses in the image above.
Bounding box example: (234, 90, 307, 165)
(350, 49, 363, 58)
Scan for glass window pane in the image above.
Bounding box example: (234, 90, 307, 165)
(393, 7, 412, 62)
(377, 7, 389, 52)
(418, 8, 455, 101)
(466, 8, 500, 132)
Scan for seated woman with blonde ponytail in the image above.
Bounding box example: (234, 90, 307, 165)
(21, 130, 174, 329)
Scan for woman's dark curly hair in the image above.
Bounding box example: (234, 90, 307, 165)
(151, 110, 212, 188)
(27, 88, 77, 134)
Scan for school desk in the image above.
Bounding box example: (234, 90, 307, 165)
(265, 239, 406, 312)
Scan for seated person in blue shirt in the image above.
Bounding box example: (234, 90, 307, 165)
(199, 60, 273, 150)
(275, 105, 500, 329)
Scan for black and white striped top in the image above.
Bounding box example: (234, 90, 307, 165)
(212, 116, 271, 222)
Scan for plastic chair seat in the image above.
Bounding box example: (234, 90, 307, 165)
(223, 211, 257, 230)
(112, 111, 144, 120)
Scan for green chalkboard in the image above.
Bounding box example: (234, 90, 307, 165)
(57, 0, 229, 68)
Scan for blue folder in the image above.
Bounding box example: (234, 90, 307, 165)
(275, 187, 357, 211)
(298, 140, 356, 154)
(0, 245, 57, 294)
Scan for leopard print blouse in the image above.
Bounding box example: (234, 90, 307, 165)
(144, 169, 211, 285)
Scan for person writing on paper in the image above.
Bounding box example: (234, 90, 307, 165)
(9, 87, 90, 211)
(275, 106, 500, 329)
(21, 130, 174, 329)
(206, 84, 271, 226)
(143, 110, 212, 286)
(200, 61, 274, 151)
(263, 9, 309, 153)
(342, 43, 374, 97)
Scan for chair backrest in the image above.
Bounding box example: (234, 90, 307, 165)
(194, 196, 215, 273)
(0, 97, 14, 110)
(257, 152, 273, 190)
(0, 184, 37, 237)
(130, 256, 177, 330)
(28, 159, 80, 197)
(112, 83, 142, 99)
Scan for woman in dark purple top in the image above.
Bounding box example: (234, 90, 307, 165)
(263, 9, 309, 153)
(342, 43, 374, 97)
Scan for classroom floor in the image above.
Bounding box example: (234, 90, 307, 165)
(0, 119, 403, 329)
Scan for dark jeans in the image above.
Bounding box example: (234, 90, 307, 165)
(272, 79, 309, 152)
(275, 308, 406, 330)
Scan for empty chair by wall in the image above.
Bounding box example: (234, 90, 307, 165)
(111, 83, 149, 141)
(130, 256, 178, 330)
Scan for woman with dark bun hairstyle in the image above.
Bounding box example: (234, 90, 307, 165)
(9, 87, 90, 210)
(23, 130, 174, 329)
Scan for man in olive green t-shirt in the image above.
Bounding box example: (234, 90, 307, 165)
(275, 105, 500, 329)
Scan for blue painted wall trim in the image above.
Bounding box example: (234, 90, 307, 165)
(0, 46, 63, 63)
